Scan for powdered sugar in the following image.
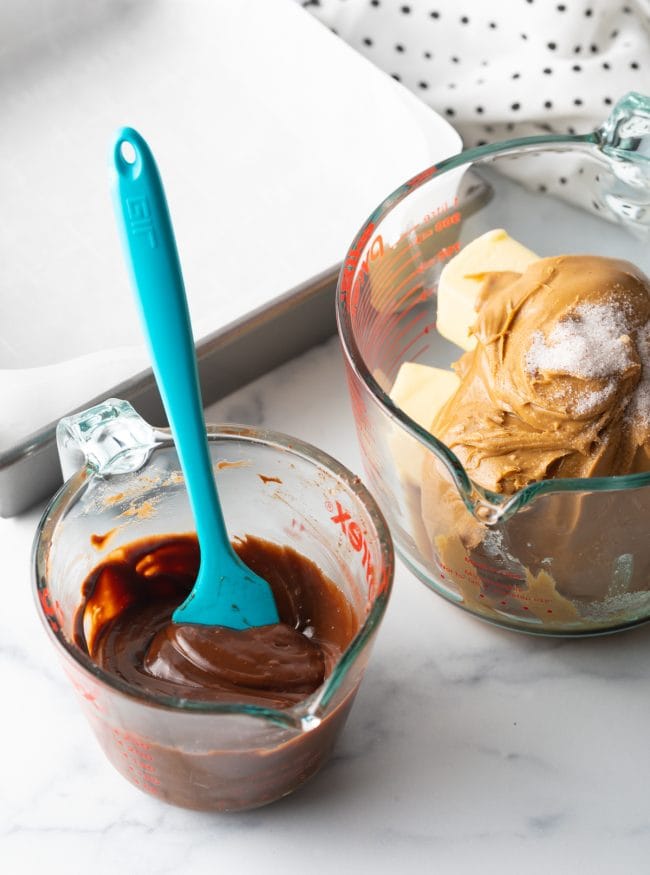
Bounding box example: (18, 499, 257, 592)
(572, 383, 615, 415)
(525, 301, 650, 425)
(525, 302, 633, 379)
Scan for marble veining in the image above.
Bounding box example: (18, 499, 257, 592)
(3, 336, 650, 874)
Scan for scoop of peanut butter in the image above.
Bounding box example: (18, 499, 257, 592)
(419, 255, 650, 618)
(431, 255, 650, 494)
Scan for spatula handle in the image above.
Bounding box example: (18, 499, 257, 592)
(111, 127, 227, 549)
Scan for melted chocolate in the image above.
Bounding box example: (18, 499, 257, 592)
(71, 533, 368, 810)
(144, 623, 326, 698)
(75, 534, 358, 708)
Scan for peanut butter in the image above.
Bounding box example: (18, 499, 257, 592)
(431, 255, 650, 492)
(421, 255, 650, 628)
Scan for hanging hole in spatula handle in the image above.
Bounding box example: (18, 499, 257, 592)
(113, 128, 145, 177)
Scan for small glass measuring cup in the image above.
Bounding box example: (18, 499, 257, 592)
(32, 399, 393, 810)
(337, 92, 650, 636)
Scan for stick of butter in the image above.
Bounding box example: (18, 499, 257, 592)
(388, 362, 460, 487)
(437, 229, 538, 351)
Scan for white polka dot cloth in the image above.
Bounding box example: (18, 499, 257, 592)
(298, 0, 650, 148)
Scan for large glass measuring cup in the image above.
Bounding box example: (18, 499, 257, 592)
(32, 399, 393, 810)
(337, 92, 650, 636)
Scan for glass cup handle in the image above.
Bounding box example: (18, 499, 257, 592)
(593, 92, 650, 229)
(56, 398, 157, 480)
(598, 91, 650, 162)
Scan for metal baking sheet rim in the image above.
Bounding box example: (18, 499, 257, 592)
(1, 265, 340, 518)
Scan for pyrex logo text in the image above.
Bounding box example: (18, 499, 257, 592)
(330, 500, 375, 590)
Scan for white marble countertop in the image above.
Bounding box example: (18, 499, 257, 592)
(3, 335, 650, 874)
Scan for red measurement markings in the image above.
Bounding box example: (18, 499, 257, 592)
(369, 235, 385, 261)
(364, 244, 460, 374)
(345, 371, 375, 466)
(465, 555, 524, 582)
(441, 241, 461, 261)
(360, 245, 421, 314)
(366, 279, 432, 355)
(405, 165, 439, 188)
(376, 258, 424, 310)
(357, 255, 428, 359)
(345, 200, 464, 380)
(38, 585, 61, 633)
(360, 289, 425, 366)
(364, 267, 432, 315)
(341, 227, 384, 317)
(375, 282, 434, 358)
(341, 222, 375, 297)
(384, 319, 437, 381)
(283, 517, 307, 541)
(358, 241, 460, 366)
(366, 205, 461, 304)
(433, 210, 461, 233)
(361, 309, 401, 366)
(406, 343, 430, 365)
(435, 555, 481, 586)
(370, 210, 462, 292)
(435, 552, 554, 607)
(366, 237, 416, 285)
(351, 266, 385, 329)
(379, 309, 428, 375)
(364, 303, 433, 378)
(327, 499, 379, 593)
(372, 246, 415, 286)
(419, 196, 461, 227)
(353, 238, 418, 324)
(414, 211, 461, 245)
(413, 243, 461, 275)
(112, 727, 162, 793)
(66, 671, 108, 714)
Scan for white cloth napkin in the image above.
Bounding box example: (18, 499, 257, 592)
(298, 0, 650, 229)
(299, 0, 650, 147)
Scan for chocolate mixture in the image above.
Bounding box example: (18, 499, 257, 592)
(75, 534, 359, 708)
(71, 534, 363, 811)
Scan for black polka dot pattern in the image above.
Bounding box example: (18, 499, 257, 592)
(300, 0, 650, 160)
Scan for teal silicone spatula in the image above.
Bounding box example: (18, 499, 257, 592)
(111, 127, 279, 630)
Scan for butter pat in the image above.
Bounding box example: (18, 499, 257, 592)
(389, 362, 460, 487)
(437, 229, 538, 351)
